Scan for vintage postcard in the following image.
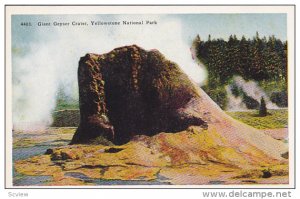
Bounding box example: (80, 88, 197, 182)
(5, 5, 295, 188)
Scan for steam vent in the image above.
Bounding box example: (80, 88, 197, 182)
(71, 45, 207, 145)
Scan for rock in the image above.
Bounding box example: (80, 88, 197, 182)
(51, 148, 83, 161)
(281, 152, 289, 159)
(104, 148, 124, 153)
(45, 148, 53, 155)
(262, 170, 272, 178)
(71, 45, 207, 145)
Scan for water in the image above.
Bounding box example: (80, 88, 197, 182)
(12, 132, 63, 186)
(12, 129, 171, 186)
(209, 180, 226, 185)
(13, 145, 50, 161)
(13, 175, 52, 186)
(13, 144, 54, 186)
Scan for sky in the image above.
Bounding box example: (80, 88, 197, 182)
(11, 13, 287, 129)
(179, 14, 287, 42)
(12, 14, 287, 45)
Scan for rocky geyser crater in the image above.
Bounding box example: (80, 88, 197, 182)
(72, 45, 208, 145)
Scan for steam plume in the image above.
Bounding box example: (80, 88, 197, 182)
(12, 15, 207, 131)
(226, 76, 278, 111)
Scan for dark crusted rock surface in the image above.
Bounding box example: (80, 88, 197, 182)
(71, 45, 207, 145)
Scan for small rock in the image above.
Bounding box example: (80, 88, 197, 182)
(281, 152, 289, 159)
(51, 153, 61, 161)
(242, 180, 257, 184)
(262, 170, 272, 178)
(104, 148, 123, 153)
(61, 151, 78, 160)
(45, 148, 54, 155)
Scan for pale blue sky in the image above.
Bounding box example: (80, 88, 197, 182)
(179, 14, 286, 42)
(12, 13, 287, 47)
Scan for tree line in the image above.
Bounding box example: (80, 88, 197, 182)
(193, 33, 287, 109)
(194, 32, 287, 84)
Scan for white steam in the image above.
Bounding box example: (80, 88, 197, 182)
(225, 85, 247, 111)
(226, 76, 278, 111)
(12, 15, 207, 131)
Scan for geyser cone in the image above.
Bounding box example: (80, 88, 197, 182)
(71, 45, 287, 162)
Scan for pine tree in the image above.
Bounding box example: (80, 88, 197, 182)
(259, 97, 268, 116)
(238, 36, 251, 79)
(226, 35, 240, 79)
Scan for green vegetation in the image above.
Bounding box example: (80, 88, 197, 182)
(193, 33, 287, 109)
(202, 83, 228, 109)
(259, 80, 288, 107)
(55, 101, 78, 110)
(195, 33, 287, 83)
(54, 86, 79, 111)
(258, 79, 287, 96)
(227, 109, 288, 129)
(53, 87, 79, 127)
(52, 110, 80, 127)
